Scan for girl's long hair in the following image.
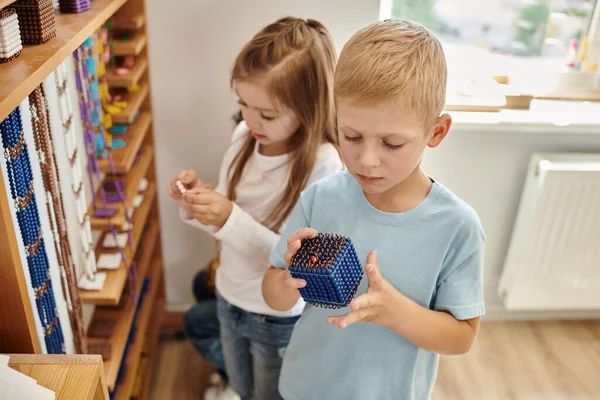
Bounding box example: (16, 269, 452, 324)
(228, 17, 338, 232)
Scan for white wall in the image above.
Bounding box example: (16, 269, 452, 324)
(146, 0, 381, 308)
(422, 127, 600, 319)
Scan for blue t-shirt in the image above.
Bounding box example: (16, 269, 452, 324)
(269, 170, 485, 400)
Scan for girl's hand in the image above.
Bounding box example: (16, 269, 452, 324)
(327, 250, 403, 329)
(183, 187, 233, 228)
(282, 228, 318, 291)
(168, 170, 212, 208)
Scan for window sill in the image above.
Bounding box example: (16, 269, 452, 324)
(447, 99, 600, 134)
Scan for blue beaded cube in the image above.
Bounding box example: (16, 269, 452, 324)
(289, 233, 363, 309)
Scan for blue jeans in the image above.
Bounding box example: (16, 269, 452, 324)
(183, 270, 227, 381)
(216, 291, 299, 400)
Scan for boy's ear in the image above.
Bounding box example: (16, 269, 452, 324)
(427, 113, 452, 148)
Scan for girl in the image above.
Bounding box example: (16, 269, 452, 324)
(167, 17, 343, 400)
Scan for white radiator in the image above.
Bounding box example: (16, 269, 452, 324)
(498, 152, 600, 311)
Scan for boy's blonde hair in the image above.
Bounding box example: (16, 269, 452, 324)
(229, 17, 338, 232)
(335, 19, 447, 130)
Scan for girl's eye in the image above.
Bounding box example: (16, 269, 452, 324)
(343, 134, 361, 142)
(261, 114, 275, 121)
(238, 100, 247, 108)
(384, 142, 404, 150)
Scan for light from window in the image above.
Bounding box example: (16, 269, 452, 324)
(384, 0, 598, 99)
(389, 0, 594, 58)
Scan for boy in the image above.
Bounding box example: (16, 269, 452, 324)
(262, 19, 485, 400)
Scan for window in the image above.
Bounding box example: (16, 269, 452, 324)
(382, 0, 599, 108)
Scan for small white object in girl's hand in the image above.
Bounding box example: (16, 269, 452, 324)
(176, 180, 186, 194)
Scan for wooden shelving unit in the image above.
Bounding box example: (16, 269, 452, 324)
(7, 354, 109, 399)
(111, 82, 150, 124)
(0, 0, 129, 121)
(97, 112, 152, 174)
(111, 32, 147, 56)
(81, 190, 158, 305)
(0, 1, 165, 400)
(105, 55, 148, 87)
(89, 144, 154, 229)
(113, 261, 162, 400)
(88, 258, 162, 392)
(112, 12, 145, 30)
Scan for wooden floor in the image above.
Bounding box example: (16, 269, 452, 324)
(150, 320, 600, 400)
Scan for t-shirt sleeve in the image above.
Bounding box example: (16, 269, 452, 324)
(434, 219, 486, 320)
(269, 190, 313, 269)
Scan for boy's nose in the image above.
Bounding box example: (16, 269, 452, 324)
(358, 147, 380, 168)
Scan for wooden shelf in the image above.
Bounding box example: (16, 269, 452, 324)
(111, 82, 150, 125)
(111, 32, 147, 56)
(98, 112, 152, 174)
(81, 185, 157, 305)
(0, 0, 129, 121)
(136, 298, 163, 400)
(114, 272, 162, 400)
(106, 56, 148, 88)
(90, 259, 162, 392)
(89, 145, 154, 229)
(7, 354, 109, 400)
(535, 89, 600, 102)
(111, 13, 146, 30)
(0, 0, 16, 9)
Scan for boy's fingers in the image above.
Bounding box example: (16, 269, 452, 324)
(349, 293, 375, 311)
(284, 239, 302, 266)
(286, 228, 317, 248)
(285, 277, 307, 289)
(327, 307, 375, 329)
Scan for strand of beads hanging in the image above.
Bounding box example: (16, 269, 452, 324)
(0, 106, 65, 354)
(73, 38, 131, 237)
(73, 36, 136, 301)
(54, 60, 103, 288)
(29, 84, 88, 354)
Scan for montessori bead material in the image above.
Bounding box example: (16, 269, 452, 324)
(289, 233, 363, 309)
(1, 106, 65, 354)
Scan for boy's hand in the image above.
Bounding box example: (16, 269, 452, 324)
(168, 169, 212, 208)
(327, 250, 402, 329)
(183, 187, 232, 228)
(283, 228, 318, 291)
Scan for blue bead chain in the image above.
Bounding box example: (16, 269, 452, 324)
(1, 107, 66, 354)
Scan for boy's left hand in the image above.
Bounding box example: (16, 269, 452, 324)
(183, 187, 233, 229)
(327, 250, 402, 330)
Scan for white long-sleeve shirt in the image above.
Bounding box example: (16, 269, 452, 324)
(181, 121, 344, 316)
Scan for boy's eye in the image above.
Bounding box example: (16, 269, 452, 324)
(384, 142, 404, 150)
(238, 100, 247, 108)
(343, 134, 361, 142)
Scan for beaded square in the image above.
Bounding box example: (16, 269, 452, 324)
(289, 233, 363, 309)
(58, 0, 91, 13)
(12, 0, 56, 45)
(0, 10, 22, 63)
